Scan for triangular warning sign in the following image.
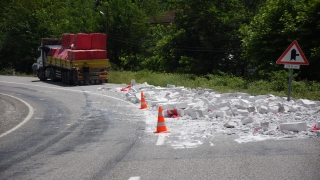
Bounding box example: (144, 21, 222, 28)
(276, 40, 309, 65)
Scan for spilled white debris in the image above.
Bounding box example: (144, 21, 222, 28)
(96, 82, 320, 147)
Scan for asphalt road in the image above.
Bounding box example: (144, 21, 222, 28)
(0, 75, 320, 180)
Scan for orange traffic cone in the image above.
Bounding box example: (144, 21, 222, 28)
(140, 91, 148, 109)
(154, 106, 170, 133)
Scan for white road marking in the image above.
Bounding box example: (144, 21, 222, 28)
(128, 176, 141, 180)
(156, 134, 165, 145)
(0, 93, 34, 139)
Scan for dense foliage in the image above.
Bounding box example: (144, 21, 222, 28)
(1, 0, 319, 81)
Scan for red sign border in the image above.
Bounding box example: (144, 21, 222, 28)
(276, 40, 309, 65)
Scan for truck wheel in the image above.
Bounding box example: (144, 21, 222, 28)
(61, 72, 65, 84)
(40, 77, 47, 81)
(66, 72, 70, 85)
(50, 70, 55, 82)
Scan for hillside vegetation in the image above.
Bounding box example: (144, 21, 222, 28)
(1, 0, 319, 95)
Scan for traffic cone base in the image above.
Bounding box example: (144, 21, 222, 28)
(140, 91, 148, 109)
(154, 106, 170, 133)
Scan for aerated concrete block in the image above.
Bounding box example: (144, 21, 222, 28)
(167, 84, 176, 88)
(184, 107, 192, 116)
(259, 105, 268, 114)
(208, 111, 216, 118)
(289, 105, 300, 112)
(216, 111, 226, 118)
(216, 101, 231, 108)
(176, 102, 189, 109)
(189, 111, 199, 119)
(196, 108, 208, 117)
(237, 109, 249, 116)
(208, 104, 217, 111)
(278, 105, 289, 113)
(296, 99, 316, 108)
(241, 116, 253, 125)
(247, 105, 256, 112)
(268, 106, 279, 113)
(193, 100, 205, 109)
(177, 109, 185, 116)
(279, 122, 307, 132)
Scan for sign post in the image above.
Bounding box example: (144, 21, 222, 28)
(276, 40, 309, 101)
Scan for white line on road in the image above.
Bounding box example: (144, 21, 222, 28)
(128, 176, 141, 180)
(0, 93, 34, 139)
(156, 134, 165, 145)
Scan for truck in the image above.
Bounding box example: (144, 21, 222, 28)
(37, 33, 109, 85)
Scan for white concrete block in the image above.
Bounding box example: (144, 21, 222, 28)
(241, 116, 253, 125)
(289, 105, 300, 112)
(268, 106, 279, 113)
(144, 91, 155, 98)
(279, 122, 307, 132)
(247, 105, 256, 112)
(208, 111, 216, 118)
(208, 104, 217, 111)
(166, 103, 177, 110)
(193, 100, 205, 109)
(268, 101, 282, 107)
(315, 121, 320, 129)
(196, 108, 208, 117)
(159, 91, 171, 98)
(129, 87, 138, 93)
(189, 111, 199, 119)
(220, 106, 230, 111)
(278, 105, 289, 113)
(150, 100, 168, 106)
(129, 97, 138, 103)
(296, 99, 316, 108)
(259, 105, 268, 114)
(234, 92, 250, 98)
(216, 111, 226, 118)
(177, 109, 185, 116)
(184, 107, 192, 116)
(187, 103, 196, 108)
(167, 84, 176, 88)
(216, 101, 231, 108)
(199, 97, 210, 105)
(237, 109, 249, 116)
(176, 102, 189, 109)
(261, 122, 269, 128)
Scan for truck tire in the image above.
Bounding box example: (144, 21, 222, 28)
(66, 72, 70, 85)
(61, 72, 65, 84)
(50, 69, 55, 82)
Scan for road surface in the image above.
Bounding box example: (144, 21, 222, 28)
(0, 75, 320, 180)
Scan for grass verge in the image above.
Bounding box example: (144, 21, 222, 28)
(108, 70, 320, 101)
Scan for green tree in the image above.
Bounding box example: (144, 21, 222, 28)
(154, 0, 249, 75)
(96, 0, 152, 70)
(240, 0, 320, 81)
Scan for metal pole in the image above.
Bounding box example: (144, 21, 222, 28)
(287, 68, 293, 101)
